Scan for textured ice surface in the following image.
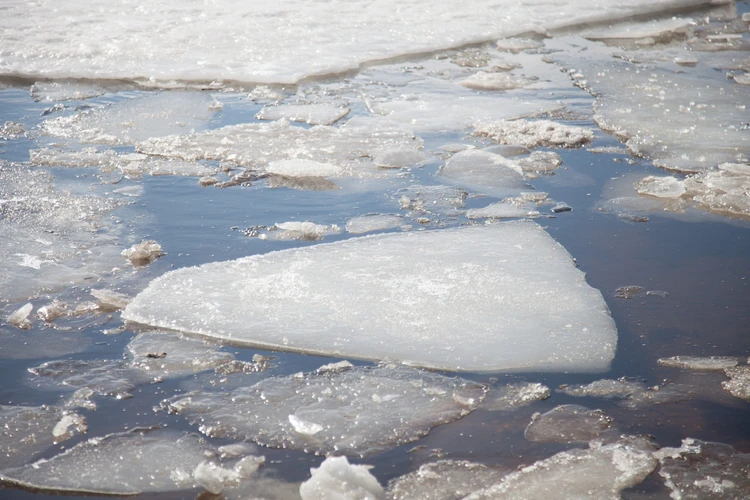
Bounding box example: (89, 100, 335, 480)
(300, 456, 384, 500)
(460, 72, 530, 91)
(657, 356, 739, 371)
(270, 222, 342, 241)
(126, 332, 235, 378)
(394, 185, 468, 215)
(124, 222, 617, 373)
(40, 92, 216, 145)
(387, 460, 508, 500)
(721, 366, 750, 401)
(465, 438, 657, 499)
(137, 119, 422, 175)
(267, 159, 343, 178)
(6, 303, 33, 329)
(437, 150, 532, 198)
(474, 120, 593, 149)
(256, 104, 350, 126)
(30, 81, 106, 102)
(346, 214, 407, 234)
(163, 365, 485, 456)
(0, 0, 712, 85)
(495, 38, 545, 53)
(0, 405, 84, 469)
(635, 176, 687, 199)
(560, 378, 693, 408)
(29, 359, 155, 400)
(481, 383, 550, 411)
(524, 405, 615, 443)
(558, 378, 647, 398)
(0, 163, 124, 304)
(466, 200, 540, 220)
(581, 17, 694, 44)
(517, 151, 563, 176)
(0, 429, 213, 495)
(657, 438, 750, 500)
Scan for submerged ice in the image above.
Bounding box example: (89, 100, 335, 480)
(124, 221, 617, 373)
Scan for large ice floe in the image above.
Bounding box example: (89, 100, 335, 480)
(0, 0, 719, 86)
(162, 364, 485, 457)
(124, 221, 617, 372)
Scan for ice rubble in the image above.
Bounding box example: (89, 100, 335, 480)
(346, 214, 408, 234)
(464, 437, 657, 499)
(0, 429, 214, 495)
(523, 405, 615, 443)
(473, 119, 594, 149)
(481, 382, 550, 411)
(123, 222, 617, 373)
(0, 0, 715, 85)
(162, 365, 485, 456)
(300, 456, 384, 500)
(40, 92, 216, 145)
(256, 104, 350, 126)
(657, 355, 739, 371)
(721, 366, 750, 401)
(437, 150, 532, 198)
(136, 119, 423, 176)
(387, 460, 509, 500)
(656, 438, 750, 499)
(0, 163, 125, 304)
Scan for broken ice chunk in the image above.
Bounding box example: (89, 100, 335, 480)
(266, 159, 343, 178)
(270, 221, 341, 241)
(30, 81, 105, 102)
(90, 288, 131, 310)
(465, 437, 657, 499)
(123, 222, 617, 373)
(474, 119, 593, 149)
(460, 72, 530, 91)
(36, 300, 69, 322)
(51, 412, 87, 443)
(634, 176, 687, 199)
(7, 303, 33, 329)
(300, 456, 384, 500)
(481, 382, 550, 411)
(122, 240, 164, 266)
(558, 378, 646, 398)
(0, 405, 74, 468)
(394, 184, 467, 215)
(615, 285, 645, 299)
(495, 38, 544, 53)
(0, 429, 213, 495)
(346, 214, 407, 234)
(466, 200, 539, 219)
(550, 202, 573, 213)
(0, 121, 26, 140)
(437, 150, 531, 198)
(163, 365, 485, 456)
(387, 460, 508, 500)
(617, 382, 693, 409)
(373, 149, 428, 169)
(524, 405, 615, 443)
(581, 17, 694, 46)
(256, 104, 350, 126)
(516, 151, 562, 175)
(657, 356, 739, 371)
(722, 366, 750, 401)
(126, 332, 235, 378)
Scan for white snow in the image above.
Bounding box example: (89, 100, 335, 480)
(300, 456, 384, 500)
(123, 221, 616, 373)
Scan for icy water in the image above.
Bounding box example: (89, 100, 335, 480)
(2, 0, 750, 498)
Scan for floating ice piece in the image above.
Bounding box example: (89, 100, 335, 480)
(122, 240, 164, 266)
(495, 38, 545, 53)
(581, 18, 693, 44)
(438, 150, 531, 198)
(123, 222, 617, 373)
(30, 81, 105, 102)
(734, 73, 750, 85)
(516, 151, 562, 175)
(40, 92, 216, 145)
(0, 405, 78, 469)
(36, 300, 69, 322)
(524, 405, 615, 443)
(387, 460, 508, 500)
(466, 200, 539, 219)
(6, 303, 33, 329)
(266, 159, 343, 178)
(346, 214, 407, 234)
(615, 285, 645, 299)
(634, 176, 686, 199)
(395, 185, 467, 215)
(374, 149, 429, 169)
(51, 412, 87, 443)
(465, 437, 657, 499)
(657, 356, 739, 371)
(90, 288, 131, 310)
(722, 366, 750, 401)
(193, 457, 264, 495)
(617, 382, 693, 409)
(481, 382, 550, 411)
(267, 175, 340, 191)
(474, 120, 593, 149)
(270, 222, 341, 241)
(550, 202, 573, 213)
(300, 456, 384, 500)
(656, 438, 750, 499)
(684, 169, 750, 220)
(461, 72, 530, 91)
(256, 104, 350, 125)
(137, 119, 422, 174)
(29, 359, 154, 400)
(0, 429, 213, 495)
(126, 332, 235, 378)
(113, 185, 143, 197)
(0, 122, 25, 140)
(558, 378, 646, 398)
(163, 365, 485, 456)
(316, 360, 355, 374)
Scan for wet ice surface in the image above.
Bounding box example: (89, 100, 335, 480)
(387, 460, 509, 500)
(163, 364, 486, 457)
(124, 222, 617, 373)
(524, 405, 616, 443)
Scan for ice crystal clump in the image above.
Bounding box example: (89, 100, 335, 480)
(0, 430, 213, 495)
(517, 151, 563, 176)
(437, 150, 531, 198)
(387, 460, 509, 500)
(163, 365, 486, 457)
(474, 119, 593, 149)
(256, 104, 350, 126)
(558, 378, 647, 398)
(300, 456, 384, 500)
(524, 405, 615, 443)
(122, 240, 164, 266)
(123, 222, 617, 373)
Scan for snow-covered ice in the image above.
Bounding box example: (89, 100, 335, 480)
(524, 405, 615, 443)
(474, 120, 593, 149)
(300, 456, 384, 500)
(123, 222, 617, 373)
(269, 222, 342, 241)
(163, 365, 485, 456)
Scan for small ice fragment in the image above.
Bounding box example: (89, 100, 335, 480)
(37, 300, 69, 322)
(127, 332, 234, 378)
(346, 214, 405, 234)
(7, 303, 33, 329)
(122, 240, 164, 266)
(193, 461, 240, 494)
(199, 176, 219, 187)
(634, 176, 686, 199)
(722, 366, 750, 401)
(394, 185, 467, 214)
(266, 159, 342, 178)
(113, 185, 144, 197)
(482, 382, 550, 411)
(288, 414, 324, 435)
(373, 149, 428, 169)
(234, 455, 265, 478)
(271, 221, 341, 241)
(524, 405, 614, 443)
(387, 460, 508, 499)
(218, 442, 259, 459)
(90, 289, 131, 310)
(657, 356, 738, 371)
(438, 149, 530, 198)
(460, 72, 530, 91)
(517, 151, 562, 174)
(52, 413, 87, 443)
(467, 200, 538, 219)
(550, 202, 572, 213)
(733, 73, 750, 85)
(0, 121, 26, 139)
(646, 290, 669, 297)
(474, 119, 593, 149)
(316, 360, 354, 374)
(674, 56, 698, 67)
(495, 38, 544, 53)
(618, 382, 692, 409)
(615, 286, 645, 299)
(558, 378, 646, 398)
(299, 456, 384, 500)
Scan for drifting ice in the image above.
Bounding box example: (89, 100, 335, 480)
(124, 221, 617, 373)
